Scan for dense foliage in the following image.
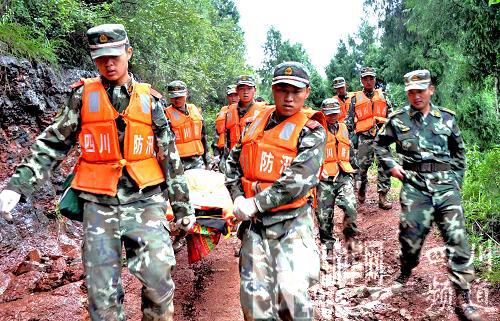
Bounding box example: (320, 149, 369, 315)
(462, 146, 500, 282)
(0, 0, 248, 109)
(326, 0, 499, 150)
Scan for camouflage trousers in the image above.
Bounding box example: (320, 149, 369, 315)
(356, 134, 391, 194)
(399, 180, 474, 290)
(239, 206, 320, 321)
(181, 155, 205, 170)
(316, 173, 358, 249)
(82, 193, 176, 321)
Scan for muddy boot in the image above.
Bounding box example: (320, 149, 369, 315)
(345, 236, 362, 254)
(324, 242, 335, 264)
(378, 192, 392, 210)
(455, 288, 482, 321)
(172, 235, 186, 254)
(326, 247, 335, 264)
(391, 269, 411, 293)
(358, 182, 366, 203)
(355, 180, 361, 191)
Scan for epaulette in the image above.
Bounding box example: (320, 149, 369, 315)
(388, 108, 405, 118)
(438, 106, 456, 116)
(305, 119, 321, 129)
(150, 88, 163, 99)
(69, 79, 84, 89)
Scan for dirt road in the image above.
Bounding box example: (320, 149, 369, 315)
(0, 176, 498, 320)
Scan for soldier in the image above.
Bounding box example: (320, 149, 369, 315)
(317, 98, 358, 263)
(345, 67, 393, 209)
(225, 61, 326, 320)
(223, 75, 267, 162)
(164, 80, 209, 170)
(374, 70, 481, 321)
(212, 84, 239, 171)
(332, 76, 353, 122)
(0, 24, 195, 321)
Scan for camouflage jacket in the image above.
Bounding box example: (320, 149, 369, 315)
(225, 111, 326, 226)
(7, 75, 193, 219)
(374, 103, 466, 189)
(166, 104, 209, 170)
(345, 89, 394, 136)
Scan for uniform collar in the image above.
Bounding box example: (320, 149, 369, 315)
(409, 103, 440, 119)
(327, 122, 339, 132)
(100, 73, 135, 93)
(363, 89, 375, 98)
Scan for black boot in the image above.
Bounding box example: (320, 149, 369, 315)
(455, 288, 482, 321)
(358, 182, 366, 203)
(394, 270, 411, 285)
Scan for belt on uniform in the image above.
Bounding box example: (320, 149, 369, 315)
(403, 162, 451, 172)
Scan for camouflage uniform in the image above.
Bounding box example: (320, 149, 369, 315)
(225, 90, 326, 320)
(317, 122, 358, 249)
(374, 103, 474, 290)
(7, 74, 193, 321)
(346, 90, 393, 195)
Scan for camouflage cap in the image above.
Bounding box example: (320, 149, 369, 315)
(226, 84, 237, 95)
(272, 61, 310, 88)
(404, 69, 431, 91)
(321, 97, 341, 115)
(360, 67, 376, 78)
(87, 24, 129, 60)
(236, 75, 256, 87)
(333, 76, 346, 88)
(167, 80, 188, 98)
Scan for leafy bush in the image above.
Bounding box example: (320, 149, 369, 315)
(1, 0, 109, 68)
(0, 22, 59, 64)
(1, 0, 248, 107)
(462, 146, 500, 282)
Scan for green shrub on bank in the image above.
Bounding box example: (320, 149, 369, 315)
(0, 22, 59, 64)
(463, 146, 500, 283)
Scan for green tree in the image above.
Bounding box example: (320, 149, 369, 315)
(364, 0, 499, 149)
(257, 27, 327, 107)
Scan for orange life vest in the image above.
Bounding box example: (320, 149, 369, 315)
(334, 94, 352, 122)
(226, 102, 267, 149)
(71, 77, 165, 196)
(240, 107, 312, 212)
(323, 122, 356, 177)
(215, 105, 229, 149)
(354, 89, 388, 133)
(164, 104, 204, 157)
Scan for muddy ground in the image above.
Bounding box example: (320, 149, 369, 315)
(1, 56, 497, 320)
(0, 176, 498, 321)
